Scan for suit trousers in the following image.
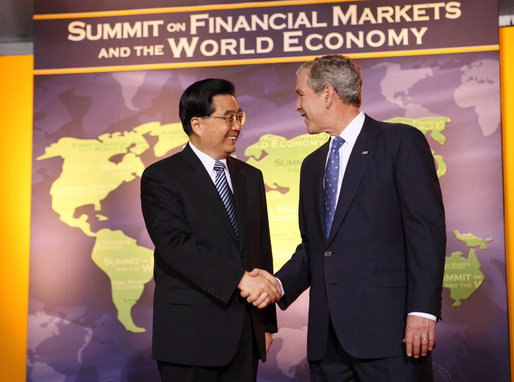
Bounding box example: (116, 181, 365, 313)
(309, 320, 434, 382)
(157, 308, 258, 382)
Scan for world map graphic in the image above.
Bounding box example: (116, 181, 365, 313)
(28, 53, 508, 381)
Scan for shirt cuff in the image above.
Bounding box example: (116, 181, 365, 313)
(408, 312, 437, 321)
(275, 277, 285, 297)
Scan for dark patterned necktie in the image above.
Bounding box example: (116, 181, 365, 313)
(324, 137, 345, 238)
(214, 161, 239, 237)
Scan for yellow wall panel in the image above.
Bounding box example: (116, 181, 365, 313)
(500, 25, 514, 382)
(0, 54, 33, 382)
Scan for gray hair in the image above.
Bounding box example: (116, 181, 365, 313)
(297, 55, 362, 107)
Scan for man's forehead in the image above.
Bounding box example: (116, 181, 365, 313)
(212, 94, 240, 114)
(296, 76, 312, 94)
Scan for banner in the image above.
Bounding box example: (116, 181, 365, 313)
(34, 1, 498, 73)
(30, 1, 508, 381)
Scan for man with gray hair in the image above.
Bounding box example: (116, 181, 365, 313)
(247, 55, 446, 381)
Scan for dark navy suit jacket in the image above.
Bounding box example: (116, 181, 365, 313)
(141, 144, 276, 366)
(276, 115, 446, 361)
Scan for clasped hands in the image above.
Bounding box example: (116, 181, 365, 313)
(238, 268, 281, 309)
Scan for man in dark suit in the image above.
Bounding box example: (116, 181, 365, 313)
(248, 55, 446, 381)
(141, 78, 279, 382)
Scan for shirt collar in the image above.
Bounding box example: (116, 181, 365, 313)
(188, 142, 228, 171)
(334, 111, 365, 146)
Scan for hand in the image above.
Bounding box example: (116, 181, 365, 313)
(403, 315, 436, 358)
(244, 268, 282, 308)
(238, 269, 281, 309)
(265, 332, 273, 353)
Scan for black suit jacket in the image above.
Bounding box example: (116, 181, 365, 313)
(141, 144, 276, 366)
(276, 115, 446, 360)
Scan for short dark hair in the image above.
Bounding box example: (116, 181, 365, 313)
(179, 78, 236, 135)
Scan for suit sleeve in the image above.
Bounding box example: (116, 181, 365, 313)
(394, 126, 446, 318)
(141, 164, 245, 304)
(275, 161, 312, 310)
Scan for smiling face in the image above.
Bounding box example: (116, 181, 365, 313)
(191, 94, 242, 160)
(295, 69, 327, 135)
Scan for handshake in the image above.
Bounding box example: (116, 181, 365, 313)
(238, 268, 282, 309)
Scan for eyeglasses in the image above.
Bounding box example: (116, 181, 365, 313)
(206, 111, 246, 127)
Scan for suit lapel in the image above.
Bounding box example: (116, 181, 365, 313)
(314, 142, 330, 240)
(228, 157, 246, 249)
(181, 145, 239, 245)
(328, 116, 380, 243)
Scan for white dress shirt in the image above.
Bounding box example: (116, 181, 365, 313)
(189, 142, 233, 192)
(324, 111, 365, 207)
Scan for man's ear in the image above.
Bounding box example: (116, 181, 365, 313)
(323, 85, 336, 108)
(191, 116, 202, 136)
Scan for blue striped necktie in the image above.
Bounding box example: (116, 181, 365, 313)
(324, 136, 345, 238)
(214, 161, 239, 237)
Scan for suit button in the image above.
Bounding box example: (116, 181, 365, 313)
(324, 251, 332, 257)
(240, 252, 246, 257)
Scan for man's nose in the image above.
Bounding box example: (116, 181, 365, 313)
(295, 97, 301, 111)
(232, 121, 242, 131)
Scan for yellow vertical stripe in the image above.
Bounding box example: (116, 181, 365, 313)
(500, 25, 514, 382)
(0, 54, 32, 382)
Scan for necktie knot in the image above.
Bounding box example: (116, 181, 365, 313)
(214, 161, 224, 173)
(331, 136, 345, 152)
